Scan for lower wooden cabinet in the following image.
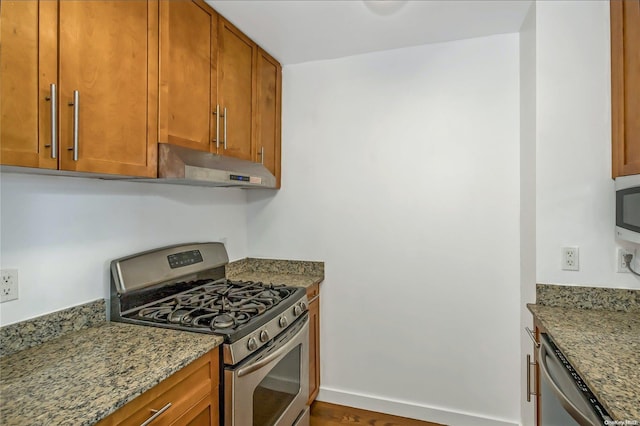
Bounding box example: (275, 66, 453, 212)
(307, 283, 321, 405)
(96, 349, 219, 426)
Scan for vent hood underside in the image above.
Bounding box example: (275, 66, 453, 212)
(149, 143, 277, 189)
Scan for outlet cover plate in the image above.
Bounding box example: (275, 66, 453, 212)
(617, 248, 636, 273)
(0, 269, 19, 303)
(562, 247, 579, 271)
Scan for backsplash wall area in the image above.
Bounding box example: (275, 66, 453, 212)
(0, 173, 249, 326)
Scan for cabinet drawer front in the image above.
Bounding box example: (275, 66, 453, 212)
(97, 350, 219, 426)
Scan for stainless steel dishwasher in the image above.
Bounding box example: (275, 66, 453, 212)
(538, 333, 613, 426)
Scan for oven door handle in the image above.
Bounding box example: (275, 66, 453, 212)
(237, 315, 308, 378)
(538, 336, 600, 426)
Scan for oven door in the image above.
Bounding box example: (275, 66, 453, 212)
(225, 314, 309, 426)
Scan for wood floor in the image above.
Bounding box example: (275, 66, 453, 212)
(310, 401, 445, 426)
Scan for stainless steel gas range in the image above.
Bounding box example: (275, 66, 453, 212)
(109, 242, 310, 426)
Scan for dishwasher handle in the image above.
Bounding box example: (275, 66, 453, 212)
(538, 335, 604, 426)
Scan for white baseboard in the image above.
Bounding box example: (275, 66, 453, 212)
(317, 386, 519, 426)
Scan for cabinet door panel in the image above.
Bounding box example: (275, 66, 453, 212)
(160, 0, 217, 152)
(308, 295, 320, 404)
(218, 18, 255, 161)
(0, 0, 56, 169)
(58, 0, 157, 177)
(256, 49, 281, 187)
(612, 0, 640, 177)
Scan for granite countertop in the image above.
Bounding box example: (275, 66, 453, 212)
(226, 258, 324, 289)
(528, 303, 640, 421)
(0, 257, 323, 425)
(0, 321, 223, 426)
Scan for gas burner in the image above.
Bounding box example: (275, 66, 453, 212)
(168, 308, 192, 324)
(211, 313, 235, 329)
(131, 279, 296, 334)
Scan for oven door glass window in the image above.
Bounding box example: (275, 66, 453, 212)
(253, 344, 301, 426)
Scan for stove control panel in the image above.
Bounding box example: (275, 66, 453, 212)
(167, 250, 203, 269)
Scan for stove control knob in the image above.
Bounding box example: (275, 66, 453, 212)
(259, 330, 270, 343)
(247, 337, 258, 351)
(278, 316, 288, 328)
(293, 305, 302, 316)
(300, 301, 307, 311)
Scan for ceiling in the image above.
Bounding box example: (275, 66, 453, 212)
(207, 0, 533, 65)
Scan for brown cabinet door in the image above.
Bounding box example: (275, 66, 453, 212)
(612, 0, 640, 177)
(57, 0, 158, 177)
(256, 48, 282, 187)
(159, 0, 217, 152)
(0, 0, 57, 169)
(170, 395, 218, 426)
(308, 292, 320, 404)
(218, 18, 255, 162)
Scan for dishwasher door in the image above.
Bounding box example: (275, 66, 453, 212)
(538, 334, 612, 426)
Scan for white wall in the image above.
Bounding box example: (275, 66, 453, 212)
(0, 172, 248, 325)
(535, 0, 640, 289)
(519, 3, 537, 425)
(248, 34, 521, 426)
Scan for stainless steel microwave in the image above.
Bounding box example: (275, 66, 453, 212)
(616, 174, 640, 244)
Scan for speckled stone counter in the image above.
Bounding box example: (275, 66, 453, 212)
(0, 322, 223, 426)
(528, 303, 640, 421)
(227, 258, 324, 289)
(536, 283, 640, 312)
(0, 299, 106, 357)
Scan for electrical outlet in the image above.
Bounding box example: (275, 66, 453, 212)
(561, 247, 579, 271)
(617, 248, 636, 273)
(0, 269, 19, 303)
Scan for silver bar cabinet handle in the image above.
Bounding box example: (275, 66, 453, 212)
(140, 402, 171, 426)
(525, 327, 540, 348)
(214, 104, 220, 149)
(223, 107, 228, 150)
(526, 354, 537, 402)
(44, 84, 57, 159)
(260, 146, 264, 164)
(68, 90, 79, 161)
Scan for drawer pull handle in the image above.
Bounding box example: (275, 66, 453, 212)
(526, 354, 538, 402)
(525, 327, 539, 348)
(140, 402, 171, 426)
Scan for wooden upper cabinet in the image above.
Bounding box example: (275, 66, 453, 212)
(0, 0, 57, 169)
(1, 1, 283, 184)
(218, 18, 256, 162)
(256, 48, 282, 187)
(159, 0, 218, 152)
(611, 0, 640, 177)
(0, 0, 158, 177)
(58, 0, 158, 177)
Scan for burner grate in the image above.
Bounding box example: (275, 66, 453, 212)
(129, 279, 296, 334)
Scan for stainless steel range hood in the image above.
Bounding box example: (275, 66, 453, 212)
(153, 143, 277, 189)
